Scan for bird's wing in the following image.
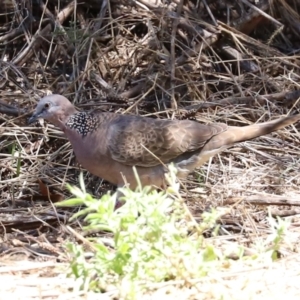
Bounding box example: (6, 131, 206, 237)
(107, 115, 227, 167)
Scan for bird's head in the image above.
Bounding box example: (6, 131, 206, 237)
(28, 94, 77, 126)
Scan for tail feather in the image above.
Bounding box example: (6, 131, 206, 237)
(203, 114, 300, 152)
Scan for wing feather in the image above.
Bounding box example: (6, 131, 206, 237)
(107, 114, 226, 167)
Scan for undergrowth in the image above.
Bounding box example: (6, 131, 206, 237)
(57, 166, 291, 299)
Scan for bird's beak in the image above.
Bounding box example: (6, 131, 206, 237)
(28, 113, 39, 124)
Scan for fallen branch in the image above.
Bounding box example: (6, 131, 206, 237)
(225, 194, 300, 206)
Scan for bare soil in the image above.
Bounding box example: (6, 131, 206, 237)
(1, 0, 300, 298)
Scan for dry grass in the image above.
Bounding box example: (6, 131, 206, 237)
(1, 0, 300, 298)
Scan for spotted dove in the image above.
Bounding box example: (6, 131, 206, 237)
(29, 94, 300, 190)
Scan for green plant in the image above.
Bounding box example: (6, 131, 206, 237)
(260, 210, 291, 260)
(57, 166, 291, 298)
(57, 166, 225, 296)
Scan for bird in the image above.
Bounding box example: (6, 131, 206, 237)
(29, 94, 300, 191)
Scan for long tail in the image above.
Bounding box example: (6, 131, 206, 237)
(202, 113, 300, 152)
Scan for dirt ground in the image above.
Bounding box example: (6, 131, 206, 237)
(1, 255, 300, 299)
(1, 0, 300, 298)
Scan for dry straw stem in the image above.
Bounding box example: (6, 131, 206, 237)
(1, 0, 300, 298)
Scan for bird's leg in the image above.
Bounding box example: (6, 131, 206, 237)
(114, 186, 127, 210)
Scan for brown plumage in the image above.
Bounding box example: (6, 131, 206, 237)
(29, 94, 300, 189)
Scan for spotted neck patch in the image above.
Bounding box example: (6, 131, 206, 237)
(66, 112, 100, 137)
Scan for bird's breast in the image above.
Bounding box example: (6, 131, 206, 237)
(64, 129, 167, 188)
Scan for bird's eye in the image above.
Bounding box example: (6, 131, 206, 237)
(44, 103, 50, 109)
